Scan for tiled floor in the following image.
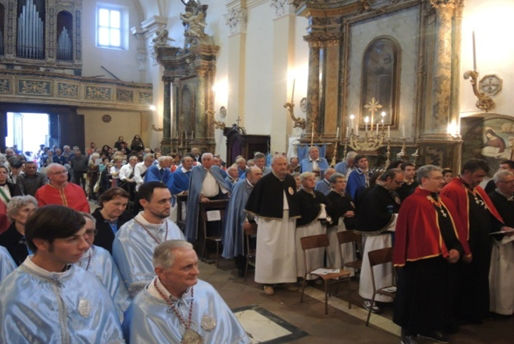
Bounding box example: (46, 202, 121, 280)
(201, 259, 513, 344)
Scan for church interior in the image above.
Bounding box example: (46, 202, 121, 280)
(0, 0, 513, 343)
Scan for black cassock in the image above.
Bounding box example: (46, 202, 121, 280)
(293, 189, 326, 227)
(356, 185, 399, 231)
(325, 191, 356, 230)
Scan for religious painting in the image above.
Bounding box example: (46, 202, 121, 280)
(461, 115, 514, 174)
(360, 37, 400, 128)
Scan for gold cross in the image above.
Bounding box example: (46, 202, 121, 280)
(364, 97, 383, 119)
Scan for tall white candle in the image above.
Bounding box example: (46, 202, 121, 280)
(472, 31, 477, 72)
(336, 126, 340, 139)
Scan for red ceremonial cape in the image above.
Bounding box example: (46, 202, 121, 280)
(393, 187, 471, 267)
(35, 183, 90, 213)
(441, 178, 503, 241)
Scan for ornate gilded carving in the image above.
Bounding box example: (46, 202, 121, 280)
(180, 0, 210, 47)
(479, 74, 502, 97)
(85, 86, 112, 101)
(430, 0, 462, 8)
(17, 80, 52, 96)
(139, 92, 153, 104)
(0, 79, 11, 94)
(57, 82, 79, 98)
(225, 7, 248, 35)
(117, 89, 134, 102)
(463, 70, 495, 112)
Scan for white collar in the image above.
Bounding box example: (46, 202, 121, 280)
(147, 276, 193, 302)
(181, 166, 191, 173)
(23, 256, 72, 280)
(135, 212, 166, 231)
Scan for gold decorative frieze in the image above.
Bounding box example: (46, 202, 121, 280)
(117, 89, 134, 102)
(57, 82, 79, 98)
(17, 80, 52, 96)
(0, 79, 12, 94)
(0, 69, 152, 111)
(85, 86, 113, 101)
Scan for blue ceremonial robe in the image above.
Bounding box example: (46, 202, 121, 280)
(113, 213, 185, 297)
(144, 165, 172, 184)
(346, 168, 367, 200)
(300, 157, 329, 172)
(185, 166, 232, 242)
(0, 246, 15, 282)
(222, 179, 254, 259)
(0, 257, 124, 343)
(224, 176, 238, 191)
(335, 161, 349, 175)
(126, 278, 250, 344)
(315, 178, 331, 196)
(169, 167, 192, 195)
(78, 245, 131, 320)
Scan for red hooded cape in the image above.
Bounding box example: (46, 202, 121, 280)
(393, 187, 471, 267)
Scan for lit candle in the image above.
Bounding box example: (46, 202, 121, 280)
(291, 79, 296, 103)
(472, 31, 477, 72)
(364, 116, 369, 132)
(376, 122, 379, 134)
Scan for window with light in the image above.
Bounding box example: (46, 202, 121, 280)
(97, 7, 122, 49)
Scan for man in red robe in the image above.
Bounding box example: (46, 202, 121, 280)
(441, 159, 505, 324)
(394, 165, 471, 344)
(35, 163, 90, 213)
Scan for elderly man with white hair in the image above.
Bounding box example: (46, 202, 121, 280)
(144, 155, 173, 184)
(185, 153, 231, 242)
(126, 240, 250, 344)
(488, 169, 514, 316)
(300, 146, 329, 175)
(246, 155, 300, 295)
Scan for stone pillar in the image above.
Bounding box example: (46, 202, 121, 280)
(306, 41, 320, 141)
(161, 79, 171, 154)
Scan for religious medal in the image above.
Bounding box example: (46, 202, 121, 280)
(201, 315, 216, 331)
(288, 186, 294, 195)
(181, 328, 203, 344)
(78, 298, 91, 317)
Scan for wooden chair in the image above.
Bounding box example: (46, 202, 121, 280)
(337, 230, 363, 274)
(300, 234, 351, 315)
(336, 230, 363, 308)
(243, 222, 257, 279)
(199, 199, 229, 267)
(365, 247, 396, 326)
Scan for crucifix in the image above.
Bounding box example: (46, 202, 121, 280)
(364, 97, 382, 129)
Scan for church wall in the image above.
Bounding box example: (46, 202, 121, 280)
(346, 6, 419, 140)
(81, 108, 142, 150)
(459, 0, 514, 118)
(82, 0, 145, 83)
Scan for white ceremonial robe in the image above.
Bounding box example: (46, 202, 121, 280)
(255, 210, 297, 284)
(358, 216, 396, 302)
(0, 246, 16, 282)
(113, 212, 185, 297)
(295, 220, 325, 279)
(489, 235, 514, 315)
(326, 218, 355, 276)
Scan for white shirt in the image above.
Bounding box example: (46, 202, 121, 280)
(119, 164, 136, 181)
(201, 170, 220, 198)
(134, 162, 150, 185)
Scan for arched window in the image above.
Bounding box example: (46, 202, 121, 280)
(360, 37, 400, 127)
(57, 11, 73, 61)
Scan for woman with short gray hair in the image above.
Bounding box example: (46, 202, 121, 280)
(0, 195, 37, 265)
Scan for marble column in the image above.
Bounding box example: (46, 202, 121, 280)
(306, 42, 320, 142)
(161, 79, 171, 154)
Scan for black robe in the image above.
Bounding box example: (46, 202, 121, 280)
(245, 172, 300, 219)
(488, 190, 514, 226)
(0, 223, 28, 265)
(294, 189, 326, 227)
(92, 207, 133, 253)
(397, 181, 419, 202)
(325, 191, 356, 230)
(356, 184, 399, 231)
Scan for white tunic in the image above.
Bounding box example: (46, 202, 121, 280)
(489, 235, 514, 315)
(255, 192, 297, 284)
(326, 218, 356, 276)
(295, 220, 325, 280)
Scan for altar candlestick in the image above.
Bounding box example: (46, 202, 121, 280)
(472, 31, 477, 72)
(387, 125, 390, 138)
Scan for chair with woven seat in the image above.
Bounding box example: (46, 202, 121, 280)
(243, 222, 257, 279)
(299, 234, 352, 315)
(365, 246, 396, 326)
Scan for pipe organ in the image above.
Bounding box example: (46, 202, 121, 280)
(17, 0, 45, 59)
(0, 0, 82, 74)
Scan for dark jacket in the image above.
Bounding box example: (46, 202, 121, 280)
(92, 207, 133, 253)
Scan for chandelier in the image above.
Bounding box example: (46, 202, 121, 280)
(346, 97, 390, 152)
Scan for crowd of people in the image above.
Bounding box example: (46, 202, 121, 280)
(0, 141, 512, 344)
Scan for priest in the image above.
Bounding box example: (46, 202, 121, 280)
(184, 153, 231, 242)
(394, 165, 471, 344)
(245, 155, 299, 295)
(441, 159, 505, 323)
(0, 206, 124, 343)
(487, 169, 514, 316)
(222, 166, 263, 276)
(35, 163, 90, 212)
